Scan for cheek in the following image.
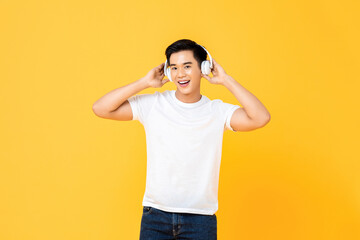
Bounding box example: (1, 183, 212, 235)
(186, 68, 199, 76)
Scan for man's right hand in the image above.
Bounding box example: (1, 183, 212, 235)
(144, 62, 170, 88)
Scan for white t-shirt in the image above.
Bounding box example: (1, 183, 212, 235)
(128, 90, 240, 215)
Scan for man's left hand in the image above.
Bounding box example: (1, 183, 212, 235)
(201, 58, 229, 85)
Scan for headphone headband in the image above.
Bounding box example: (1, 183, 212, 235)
(197, 44, 213, 69)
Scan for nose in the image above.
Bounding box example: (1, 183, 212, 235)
(176, 67, 186, 78)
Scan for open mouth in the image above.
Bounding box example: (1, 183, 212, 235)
(178, 80, 190, 87)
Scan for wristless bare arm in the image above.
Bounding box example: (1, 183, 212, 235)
(92, 62, 169, 121)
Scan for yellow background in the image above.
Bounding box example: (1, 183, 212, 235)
(1, 0, 359, 239)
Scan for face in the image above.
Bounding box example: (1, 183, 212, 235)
(169, 50, 202, 94)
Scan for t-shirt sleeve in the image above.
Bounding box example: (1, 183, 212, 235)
(218, 100, 241, 132)
(127, 91, 158, 125)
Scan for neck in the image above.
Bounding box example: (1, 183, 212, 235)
(175, 89, 202, 103)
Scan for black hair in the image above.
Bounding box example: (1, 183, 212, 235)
(165, 39, 207, 69)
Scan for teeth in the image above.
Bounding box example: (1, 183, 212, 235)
(179, 80, 190, 84)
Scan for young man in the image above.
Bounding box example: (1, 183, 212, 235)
(92, 39, 270, 239)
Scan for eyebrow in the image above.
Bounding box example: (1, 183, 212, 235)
(169, 61, 193, 67)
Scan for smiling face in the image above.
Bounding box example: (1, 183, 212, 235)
(169, 50, 203, 97)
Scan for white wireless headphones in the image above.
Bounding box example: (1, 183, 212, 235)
(164, 44, 213, 82)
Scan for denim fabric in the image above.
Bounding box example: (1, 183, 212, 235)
(140, 206, 217, 240)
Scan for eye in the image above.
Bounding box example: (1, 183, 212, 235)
(171, 66, 190, 70)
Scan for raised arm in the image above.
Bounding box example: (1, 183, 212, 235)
(92, 62, 169, 121)
(202, 58, 271, 131)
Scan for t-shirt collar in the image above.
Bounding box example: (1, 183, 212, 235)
(171, 90, 206, 108)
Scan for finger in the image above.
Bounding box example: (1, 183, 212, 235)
(202, 74, 210, 81)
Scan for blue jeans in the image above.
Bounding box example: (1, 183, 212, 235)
(139, 206, 217, 240)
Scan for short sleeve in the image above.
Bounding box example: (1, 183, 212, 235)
(215, 100, 241, 132)
(224, 104, 241, 131)
(127, 91, 158, 125)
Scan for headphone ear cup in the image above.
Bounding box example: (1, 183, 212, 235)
(201, 60, 211, 75)
(166, 67, 172, 82)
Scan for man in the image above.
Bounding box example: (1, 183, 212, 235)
(92, 39, 271, 239)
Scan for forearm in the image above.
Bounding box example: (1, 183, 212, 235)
(92, 77, 149, 114)
(221, 75, 270, 121)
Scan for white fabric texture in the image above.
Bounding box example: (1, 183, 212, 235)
(128, 90, 240, 215)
